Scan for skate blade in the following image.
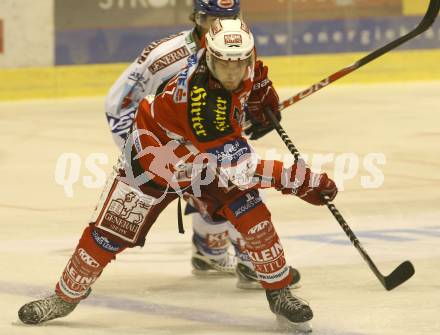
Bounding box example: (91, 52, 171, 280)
(236, 280, 263, 290)
(276, 315, 312, 333)
(289, 283, 302, 290)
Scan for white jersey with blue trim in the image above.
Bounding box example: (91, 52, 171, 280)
(105, 29, 199, 149)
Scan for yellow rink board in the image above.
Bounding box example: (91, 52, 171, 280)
(403, 0, 430, 15)
(1, 49, 439, 101)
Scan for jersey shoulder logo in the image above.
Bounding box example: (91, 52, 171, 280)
(148, 46, 190, 74)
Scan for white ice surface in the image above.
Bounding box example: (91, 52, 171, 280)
(1, 82, 439, 335)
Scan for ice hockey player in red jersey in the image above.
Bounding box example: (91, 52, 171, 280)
(105, 0, 300, 288)
(18, 18, 337, 331)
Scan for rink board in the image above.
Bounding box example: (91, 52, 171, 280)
(1, 49, 440, 101)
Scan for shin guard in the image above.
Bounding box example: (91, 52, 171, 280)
(221, 190, 292, 290)
(55, 226, 123, 302)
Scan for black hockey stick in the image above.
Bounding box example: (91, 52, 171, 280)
(263, 109, 415, 290)
(260, 0, 439, 290)
(279, 0, 440, 111)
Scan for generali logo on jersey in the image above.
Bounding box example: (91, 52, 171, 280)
(97, 191, 153, 243)
(224, 34, 242, 46)
(148, 46, 190, 74)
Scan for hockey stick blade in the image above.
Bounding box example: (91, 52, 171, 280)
(324, 195, 415, 291)
(382, 260, 415, 291)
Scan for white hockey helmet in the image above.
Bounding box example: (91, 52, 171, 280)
(205, 18, 254, 61)
(205, 18, 254, 90)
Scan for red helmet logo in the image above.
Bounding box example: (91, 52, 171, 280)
(224, 34, 242, 46)
(217, 0, 234, 9)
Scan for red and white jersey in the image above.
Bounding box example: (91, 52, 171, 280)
(105, 30, 199, 149)
(129, 49, 258, 189)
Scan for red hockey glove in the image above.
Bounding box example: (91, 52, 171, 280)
(291, 170, 338, 206)
(281, 161, 337, 205)
(244, 60, 281, 140)
(257, 160, 338, 206)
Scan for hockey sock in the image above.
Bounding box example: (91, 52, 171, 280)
(55, 226, 124, 303)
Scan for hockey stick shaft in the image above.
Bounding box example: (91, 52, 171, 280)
(263, 108, 413, 290)
(279, 0, 440, 111)
(323, 195, 387, 285)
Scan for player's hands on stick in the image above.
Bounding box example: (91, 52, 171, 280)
(278, 161, 338, 206)
(244, 60, 281, 140)
(287, 172, 337, 206)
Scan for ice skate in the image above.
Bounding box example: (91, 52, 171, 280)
(266, 287, 313, 333)
(191, 249, 237, 276)
(18, 294, 81, 325)
(236, 264, 302, 290)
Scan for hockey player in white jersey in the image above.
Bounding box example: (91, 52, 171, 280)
(105, 0, 300, 289)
